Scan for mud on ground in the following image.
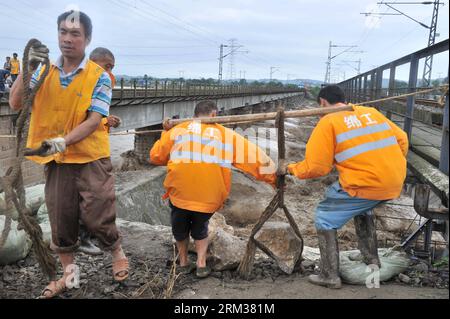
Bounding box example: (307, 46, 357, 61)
(1, 98, 447, 299)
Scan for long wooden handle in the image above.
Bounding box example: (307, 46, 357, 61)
(168, 104, 354, 126)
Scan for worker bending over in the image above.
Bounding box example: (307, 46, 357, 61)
(150, 100, 277, 278)
(283, 85, 408, 289)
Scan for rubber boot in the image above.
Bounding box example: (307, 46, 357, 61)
(353, 213, 381, 268)
(78, 225, 103, 256)
(308, 229, 342, 289)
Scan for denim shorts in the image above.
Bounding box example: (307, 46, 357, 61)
(315, 182, 384, 230)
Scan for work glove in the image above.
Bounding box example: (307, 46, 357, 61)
(28, 44, 49, 72)
(106, 115, 122, 128)
(276, 159, 292, 176)
(40, 137, 66, 156)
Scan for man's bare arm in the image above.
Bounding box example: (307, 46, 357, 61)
(64, 112, 103, 146)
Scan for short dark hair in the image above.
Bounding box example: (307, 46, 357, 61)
(89, 47, 114, 61)
(194, 100, 218, 117)
(12, 53, 17, 57)
(57, 10, 93, 39)
(317, 85, 346, 105)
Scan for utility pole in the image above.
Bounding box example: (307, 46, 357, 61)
(218, 44, 227, 82)
(228, 39, 237, 80)
(270, 66, 279, 81)
(218, 41, 248, 82)
(325, 41, 332, 84)
(178, 70, 185, 79)
(365, 1, 445, 87)
(324, 41, 361, 84)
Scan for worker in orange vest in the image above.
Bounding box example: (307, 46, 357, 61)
(9, 10, 128, 298)
(150, 100, 277, 278)
(281, 85, 408, 289)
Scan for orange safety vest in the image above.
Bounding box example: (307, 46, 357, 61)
(150, 121, 276, 213)
(288, 105, 409, 201)
(26, 60, 111, 164)
(10, 59, 20, 75)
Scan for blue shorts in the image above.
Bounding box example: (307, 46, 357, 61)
(315, 182, 384, 230)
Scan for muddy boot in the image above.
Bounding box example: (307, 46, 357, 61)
(78, 226, 103, 256)
(353, 213, 381, 268)
(308, 229, 342, 289)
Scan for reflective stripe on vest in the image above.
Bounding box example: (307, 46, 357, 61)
(170, 151, 232, 169)
(335, 136, 398, 163)
(174, 134, 233, 152)
(336, 122, 391, 143)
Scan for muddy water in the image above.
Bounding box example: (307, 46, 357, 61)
(109, 134, 134, 168)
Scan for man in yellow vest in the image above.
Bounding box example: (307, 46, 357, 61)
(281, 85, 408, 289)
(9, 10, 128, 298)
(10, 53, 20, 83)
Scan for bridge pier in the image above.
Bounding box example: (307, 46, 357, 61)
(134, 125, 162, 164)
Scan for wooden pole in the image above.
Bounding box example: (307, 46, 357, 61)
(168, 104, 354, 126)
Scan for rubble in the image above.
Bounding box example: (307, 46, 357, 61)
(254, 221, 303, 274)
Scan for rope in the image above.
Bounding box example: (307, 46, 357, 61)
(0, 39, 57, 280)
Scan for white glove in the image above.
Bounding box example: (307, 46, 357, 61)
(41, 137, 66, 156)
(28, 44, 49, 72)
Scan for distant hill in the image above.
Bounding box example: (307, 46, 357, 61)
(254, 79, 324, 86)
(115, 75, 324, 87)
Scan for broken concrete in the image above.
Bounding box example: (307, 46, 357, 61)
(208, 228, 246, 271)
(115, 168, 171, 226)
(185, 213, 246, 271)
(254, 221, 303, 274)
(219, 170, 275, 226)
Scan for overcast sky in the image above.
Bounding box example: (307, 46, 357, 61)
(0, 0, 448, 81)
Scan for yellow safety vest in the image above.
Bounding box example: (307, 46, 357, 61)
(26, 60, 111, 164)
(10, 59, 20, 75)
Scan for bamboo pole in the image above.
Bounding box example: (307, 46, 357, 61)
(168, 104, 354, 126)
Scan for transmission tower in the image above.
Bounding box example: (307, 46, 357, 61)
(422, 0, 440, 87)
(365, 1, 445, 87)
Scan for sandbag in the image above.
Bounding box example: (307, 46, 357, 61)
(0, 215, 33, 265)
(0, 184, 45, 220)
(37, 204, 51, 245)
(340, 247, 410, 285)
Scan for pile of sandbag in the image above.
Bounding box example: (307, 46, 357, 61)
(340, 248, 411, 285)
(0, 184, 45, 220)
(0, 216, 32, 265)
(0, 184, 46, 265)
